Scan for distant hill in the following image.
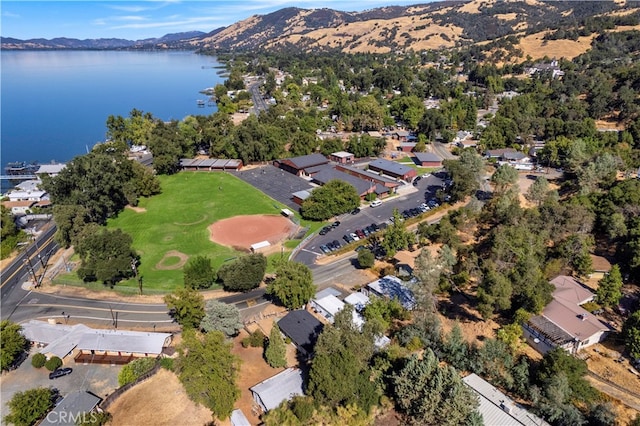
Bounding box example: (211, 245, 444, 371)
(0, 31, 206, 50)
(3, 0, 640, 61)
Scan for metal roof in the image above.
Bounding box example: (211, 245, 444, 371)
(313, 168, 372, 195)
(36, 164, 66, 175)
(331, 151, 354, 158)
(463, 374, 549, 426)
(414, 152, 442, 163)
(40, 391, 102, 426)
(368, 159, 414, 177)
(282, 153, 329, 170)
(366, 275, 415, 310)
(344, 292, 370, 311)
(250, 368, 305, 412)
(230, 409, 251, 426)
(315, 287, 342, 300)
(313, 294, 345, 317)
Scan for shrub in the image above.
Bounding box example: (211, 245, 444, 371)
(160, 357, 174, 371)
(249, 330, 265, 348)
(31, 353, 46, 369)
(44, 356, 62, 372)
(118, 357, 156, 386)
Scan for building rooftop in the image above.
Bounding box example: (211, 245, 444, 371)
(336, 164, 399, 185)
(313, 168, 373, 196)
(250, 368, 305, 412)
(550, 275, 594, 306)
(40, 391, 102, 426)
(414, 152, 442, 163)
(292, 190, 312, 201)
(313, 294, 345, 318)
(331, 151, 354, 158)
(277, 310, 324, 356)
(368, 159, 414, 178)
(367, 275, 415, 310)
(315, 287, 342, 300)
(230, 409, 251, 426)
(36, 164, 66, 175)
(463, 374, 549, 426)
(344, 292, 370, 312)
(281, 153, 329, 170)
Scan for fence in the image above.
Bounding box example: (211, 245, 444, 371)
(100, 359, 162, 411)
(288, 230, 316, 261)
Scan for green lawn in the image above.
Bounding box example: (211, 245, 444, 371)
(101, 172, 293, 291)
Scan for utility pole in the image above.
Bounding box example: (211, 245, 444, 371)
(23, 258, 38, 284)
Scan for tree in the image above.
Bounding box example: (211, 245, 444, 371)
(217, 253, 267, 292)
(392, 350, 479, 426)
(200, 300, 242, 337)
(164, 287, 205, 329)
(357, 248, 375, 269)
(301, 180, 360, 221)
(44, 356, 62, 372)
(441, 322, 470, 371)
(176, 329, 240, 420)
(118, 357, 156, 386)
(31, 353, 46, 369)
(623, 310, 640, 360)
(265, 322, 287, 368)
(75, 225, 137, 286)
(491, 164, 519, 196)
(266, 261, 316, 309)
(596, 264, 623, 308)
(1, 320, 28, 371)
(536, 347, 597, 402)
(382, 209, 414, 258)
(525, 176, 550, 206)
(184, 256, 215, 290)
(3, 388, 53, 426)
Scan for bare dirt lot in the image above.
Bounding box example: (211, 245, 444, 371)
(107, 368, 213, 426)
(208, 214, 298, 251)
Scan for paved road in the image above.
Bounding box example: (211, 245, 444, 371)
(248, 81, 268, 114)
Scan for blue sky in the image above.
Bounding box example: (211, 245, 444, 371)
(1, 0, 424, 40)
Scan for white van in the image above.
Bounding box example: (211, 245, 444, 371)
(370, 200, 382, 207)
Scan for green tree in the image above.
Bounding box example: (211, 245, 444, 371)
(31, 353, 46, 369)
(300, 180, 360, 221)
(266, 261, 316, 309)
(3, 388, 53, 426)
(392, 350, 479, 426)
(536, 347, 597, 402)
(184, 256, 215, 290)
(623, 310, 640, 360)
(525, 176, 550, 206)
(265, 322, 287, 368)
(164, 287, 205, 329)
(1, 320, 28, 371)
(382, 209, 414, 258)
(491, 164, 519, 196)
(200, 300, 242, 337)
(118, 357, 156, 386)
(44, 356, 62, 372)
(75, 226, 137, 286)
(596, 264, 623, 308)
(1, 205, 24, 259)
(441, 322, 470, 371)
(217, 253, 267, 292)
(176, 329, 240, 420)
(357, 248, 375, 269)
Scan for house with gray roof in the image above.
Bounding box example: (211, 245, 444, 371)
(463, 374, 549, 426)
(277, 310, 324, 358)
(368, 159, 417, 181)
(312, 168, 376, 198)
(362, 275, 416, 310)
(414, 152, 442, 167)
(250, 368, 305, 413)
(40, 391, 102, 426)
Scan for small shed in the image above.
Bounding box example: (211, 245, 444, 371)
(230, 409, 251, 426)
(330, 151, 355, 164)
(250, 368, 305, 413)
(39, 391, 102, 426)
(250, 241, 271, 252)
(291, 190, 311, 206)
(281, 208, 294, 218)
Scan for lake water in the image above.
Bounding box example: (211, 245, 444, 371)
(1, 50, 224, 174)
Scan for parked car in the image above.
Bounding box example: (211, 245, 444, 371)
(344, 234, 354, 243)
(332, 221, 341, 228)
(49, 368, 73, 380)
(319, 226, 331, 235)
(350, 232, 360, 241)
(319, 245, 331, 254)
(371, 223, 380, 232)
(351, 208, 361, 215)
(356, 229, 366, 239)
(370, 200, 382, 207)
(330, 240, 341, 250)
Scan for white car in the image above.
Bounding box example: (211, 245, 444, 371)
(350, 232, 360, 241)
(422, 173, 431, 178)
(370, 200, 382, 207)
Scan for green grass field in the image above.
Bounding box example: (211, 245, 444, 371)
(99, 172, 293, 291)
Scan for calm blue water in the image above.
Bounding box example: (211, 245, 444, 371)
(1, 50, 224, 171)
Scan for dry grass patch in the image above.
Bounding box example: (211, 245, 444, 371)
(518, 31, 596, 60)
(107, 368, 213, 426)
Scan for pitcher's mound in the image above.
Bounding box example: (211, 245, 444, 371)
(209, 215, 298, 251)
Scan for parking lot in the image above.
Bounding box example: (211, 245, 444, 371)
(1, 349, 122, 415)
(233, 165, 314, 210)
(292, 171, 447, 266)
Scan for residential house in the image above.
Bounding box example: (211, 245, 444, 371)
(362, 275, 416, 310)
(230, 409, 251, 426)
(523, 276, 611, 354)
(36, 163, 66, 178)
(7, 190, 48, 202)
(413, 152, 443, 167)
(368, 159, 417, 181)
(526, 59, 564, 79)
(344, 292, 370, 312)
(1, 200, 36, 215)
(277, 310, 324, 358)
(589, 254, 612, 280)
(398, 142, 417, 152)
(250, 368, 305, 413)
(392, 130, 411, 142)
(274, 153, 329, 177)
(463, 374, 549, 426)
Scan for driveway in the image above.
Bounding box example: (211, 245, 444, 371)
(1, 349, 122, 416)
